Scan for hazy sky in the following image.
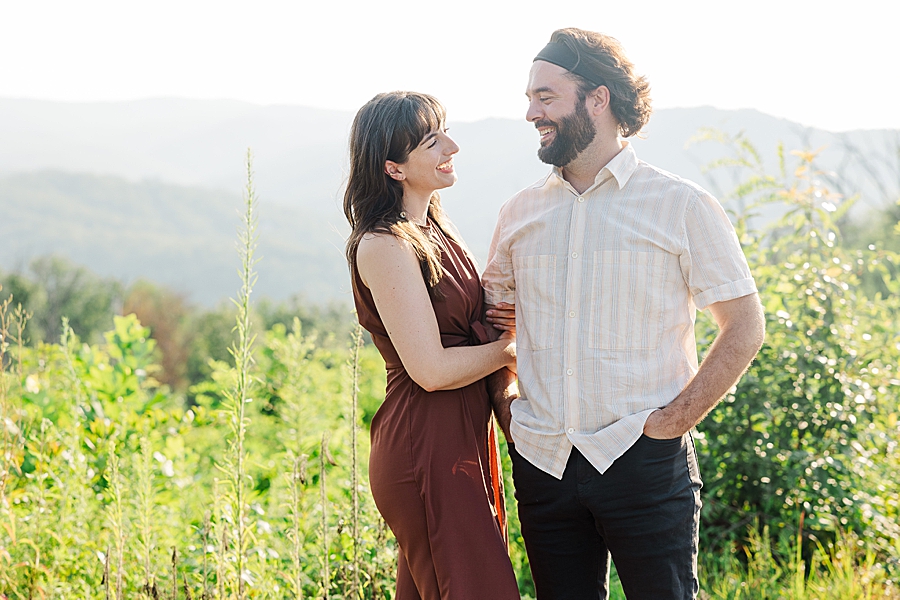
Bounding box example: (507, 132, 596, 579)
(2, 0, 898, 131)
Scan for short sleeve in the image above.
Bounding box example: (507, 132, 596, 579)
(482, 205, 516, 306)
(680, 192, 757, 310)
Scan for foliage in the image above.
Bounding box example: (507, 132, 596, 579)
(700, 526, 899, 599)
(1, 138, 898, 598)
(257, 296, 357, 351)
(0, 255, 122, 344)
(2, 259, 359, 397)
(0, 161, 395, 598)
(843, 199, 900, 299)
(692, 133, 900, 570)
(123, 280, 193, 391)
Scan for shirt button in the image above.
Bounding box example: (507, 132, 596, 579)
(571, 252, 578, 258)
(577, 197, 584, 203)
(567, 427, 575, 434)
(569, 311, 576, 318)
(566, 368, 574, 376)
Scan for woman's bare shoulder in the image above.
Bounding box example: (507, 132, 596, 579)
(356, 232, 419, 286)
(357, 231, 415, 259)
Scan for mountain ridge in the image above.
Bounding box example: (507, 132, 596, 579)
(2, 98, 897, 304)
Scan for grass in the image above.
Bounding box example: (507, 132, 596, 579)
(0, 153, 897, 599)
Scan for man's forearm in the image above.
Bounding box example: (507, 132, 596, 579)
(488, 367, 517, 443)
(645, 295, 765, 438)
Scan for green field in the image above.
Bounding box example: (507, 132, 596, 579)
(1, 141, 899, 598)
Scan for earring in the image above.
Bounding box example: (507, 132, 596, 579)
(400, 211, 407, 219)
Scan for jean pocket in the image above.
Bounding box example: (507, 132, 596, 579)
(641, 433, 683, 444)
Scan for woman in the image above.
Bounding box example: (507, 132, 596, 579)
(344, 91, 520, 599)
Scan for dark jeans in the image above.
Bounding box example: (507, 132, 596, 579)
(510, 434, 702, 600)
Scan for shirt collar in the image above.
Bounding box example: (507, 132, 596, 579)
(602, 141, 638, 190)
(544, 140, 639, 192)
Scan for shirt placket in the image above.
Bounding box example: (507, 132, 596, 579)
(561, 185, 589, 439)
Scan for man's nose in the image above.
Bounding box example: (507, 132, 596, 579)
(525, 100, 543, 123)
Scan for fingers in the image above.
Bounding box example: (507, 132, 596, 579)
(486, 302, 516, 331)
(486, 303, 516, 317)
(488, 318, 515, 330)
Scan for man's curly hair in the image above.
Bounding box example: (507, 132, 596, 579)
(549, 28, 652, 138)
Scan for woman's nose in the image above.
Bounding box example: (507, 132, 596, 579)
(445, 135, 460, 155)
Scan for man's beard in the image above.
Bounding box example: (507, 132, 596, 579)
(536, 101, 597, 167)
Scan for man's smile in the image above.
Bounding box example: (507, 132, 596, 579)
(538, 126, 556, 144)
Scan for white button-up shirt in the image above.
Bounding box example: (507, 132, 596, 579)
(482, 142, 757, 478)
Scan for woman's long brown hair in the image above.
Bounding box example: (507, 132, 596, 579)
(343, 91, 463, 298)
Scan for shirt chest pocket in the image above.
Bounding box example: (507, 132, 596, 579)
(513, 254, 557, 350)
(589, 250, 670, 351)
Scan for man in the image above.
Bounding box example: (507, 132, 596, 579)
(482, 28, 766, 599)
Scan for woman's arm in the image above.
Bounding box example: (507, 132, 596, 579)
(483, 301, 518, 442)
(357, 232, 516, 392)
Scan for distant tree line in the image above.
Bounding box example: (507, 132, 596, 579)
(0, 256, 356, 395)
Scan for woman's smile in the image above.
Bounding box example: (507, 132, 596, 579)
(437, 159, 454, 174)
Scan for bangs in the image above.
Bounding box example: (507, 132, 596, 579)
(390, 92, 446, 159)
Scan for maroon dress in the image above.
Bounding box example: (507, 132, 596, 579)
(352, 222, 520, 600)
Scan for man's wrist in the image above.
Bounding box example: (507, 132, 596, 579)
(643, 407, 691, 439)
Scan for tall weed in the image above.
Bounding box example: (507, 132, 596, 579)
(0, 141, 896, 599)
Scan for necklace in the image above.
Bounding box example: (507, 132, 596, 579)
(399, 211, 428, 227)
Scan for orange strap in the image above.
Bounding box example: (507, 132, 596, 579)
(487, 415, 508, 546)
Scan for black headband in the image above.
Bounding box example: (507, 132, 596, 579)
(533, 42, 606, 88)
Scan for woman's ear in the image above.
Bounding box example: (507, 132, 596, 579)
(384, 160, 406, 181)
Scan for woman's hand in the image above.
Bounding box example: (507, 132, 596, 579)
(498, 328, 517, 375)
(486, 302, 516, 337)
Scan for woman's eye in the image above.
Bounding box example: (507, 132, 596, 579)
(428, 139, 438, 148)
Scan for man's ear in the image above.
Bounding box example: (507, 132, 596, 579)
(588, 85, 611, 116)
(384, 160, 406, 181)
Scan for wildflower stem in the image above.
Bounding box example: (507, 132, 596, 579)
(290, 453, 307, 599)
(320, 433, 330, 599)
(350, 324, 363, 599)
(222, 148, 259, 598)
